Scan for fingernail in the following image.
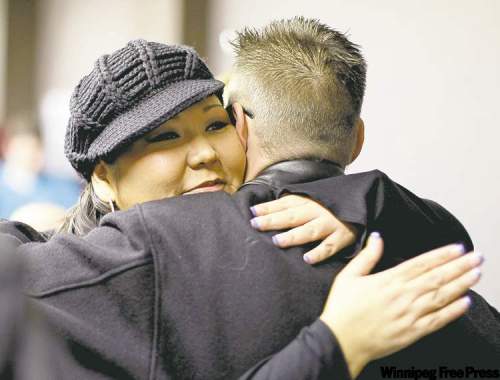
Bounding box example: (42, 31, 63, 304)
(303, 254, 312, 264)
(250, 206, 258, 217)
(250, 218, 259, 229)
(472, 268, 482, 279)
(272, 235, 281, 246)
(469, 252, 484, 265)
(465, 296, 472, 307)
(370, 231, 381, 239)
(451, 243, 466, 254)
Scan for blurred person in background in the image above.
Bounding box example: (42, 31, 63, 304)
(0, 119, 81, 229)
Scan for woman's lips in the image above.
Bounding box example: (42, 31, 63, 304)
(183, 181, 225, 195)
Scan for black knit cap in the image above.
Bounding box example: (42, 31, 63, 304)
(65, 39, 224, 180)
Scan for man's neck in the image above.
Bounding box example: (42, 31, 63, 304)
(244, 155, 274, 182)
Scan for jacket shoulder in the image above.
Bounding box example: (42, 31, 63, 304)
(0, 219, 47, 244)
(19, 207, 152, 297)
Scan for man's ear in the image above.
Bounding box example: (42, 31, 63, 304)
(350, 117, 365, 163)
(231, 102, 248, 152)
(91, 162, 116, 203)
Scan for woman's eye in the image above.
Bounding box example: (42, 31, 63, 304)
(148, 131, 180, 142)
(206, 122, 229, 132)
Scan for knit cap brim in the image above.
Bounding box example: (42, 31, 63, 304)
(87, 78, 224, 163)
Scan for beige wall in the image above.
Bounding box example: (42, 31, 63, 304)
(33, 0, 183, 176)
(0, 0, 7, 121)
(207, 0, 500, 308)
(35, 0, 183, 99)
(5, 0, 37, 127)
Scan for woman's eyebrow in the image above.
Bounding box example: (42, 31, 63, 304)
(203, 104, 223, 112)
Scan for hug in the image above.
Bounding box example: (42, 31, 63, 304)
(0, 17, 498, 380)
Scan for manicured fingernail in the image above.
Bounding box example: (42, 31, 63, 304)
(370, 231, 381, 239)
(250, 206, 258, 217)
(469, 252, 483, 265)
(272, 235, 281, 246)
(451, 243, 466, 254)
(471, 268, 482, 279)
(465, 296, 472, 307)
(303, 254, 312, 264)
(250, 218, 259, 229)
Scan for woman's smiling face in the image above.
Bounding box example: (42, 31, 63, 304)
(94, 95, 246, 210)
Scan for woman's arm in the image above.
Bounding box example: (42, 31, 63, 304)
(238, 235, 479, 379)
(238, 319, 350, 380)
(250, 170, 472, 265)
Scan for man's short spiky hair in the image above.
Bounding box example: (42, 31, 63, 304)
(227, 17, 366, 166)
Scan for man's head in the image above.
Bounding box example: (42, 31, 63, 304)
(226, 17, 367, 179)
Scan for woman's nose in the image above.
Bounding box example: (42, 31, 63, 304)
(186, 137, 219, 168)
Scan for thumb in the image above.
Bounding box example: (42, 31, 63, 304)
(341, 232, 384, 277)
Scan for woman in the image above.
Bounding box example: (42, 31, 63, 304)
(1, 40, 478, 379)
(54, 40, 356, 266)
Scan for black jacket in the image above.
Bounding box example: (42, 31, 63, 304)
(2, 160, 499, 379)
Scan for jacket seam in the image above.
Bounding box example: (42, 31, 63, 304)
(137, 205, 161, 380)
(25, 257, 152, 298)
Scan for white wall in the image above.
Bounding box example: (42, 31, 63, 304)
(34, 0, 183, 177)
(207, 0, 500, 308)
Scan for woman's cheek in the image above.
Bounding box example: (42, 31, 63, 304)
(218, 132, 246, 182)
(226, 147, 246, 187)
(139, 153, 185, 196)
(116, 151, 185, 207)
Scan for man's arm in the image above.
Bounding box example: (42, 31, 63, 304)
(0, 219, 48, 244)
(2, 209, 155, 379)
(1, 212, 350, 380)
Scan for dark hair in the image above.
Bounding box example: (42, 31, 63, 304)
(228, 17, 367, 166)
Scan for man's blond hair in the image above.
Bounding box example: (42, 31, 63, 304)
(227, 17, 366, 166)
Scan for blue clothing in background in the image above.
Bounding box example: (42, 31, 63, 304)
(0, 163, 82, 218)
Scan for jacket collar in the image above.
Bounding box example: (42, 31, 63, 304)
(239, 159, 344, 190)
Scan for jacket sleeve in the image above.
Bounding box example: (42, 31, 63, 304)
(238, 319, 351, 380)
(277, 170, 473, 265)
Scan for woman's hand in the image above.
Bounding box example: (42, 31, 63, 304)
(250, 194, 357, 264)
(320, 233, 482, 379)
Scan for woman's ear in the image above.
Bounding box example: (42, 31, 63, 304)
(350, 118, 365, 163)
(91, 162, 116, 203)
(231, 102, 248, 152)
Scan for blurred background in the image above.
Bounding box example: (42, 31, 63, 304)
(0, 0, 498, 307)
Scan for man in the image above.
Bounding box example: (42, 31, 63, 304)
(134, 18, 497, 378)
(5, 18, 499, 380)
(221, 17, 500, 377)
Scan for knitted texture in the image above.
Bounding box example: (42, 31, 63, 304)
(65, 39, 224, 180)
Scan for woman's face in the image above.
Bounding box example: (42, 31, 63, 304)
(98, 95, 246, 210)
